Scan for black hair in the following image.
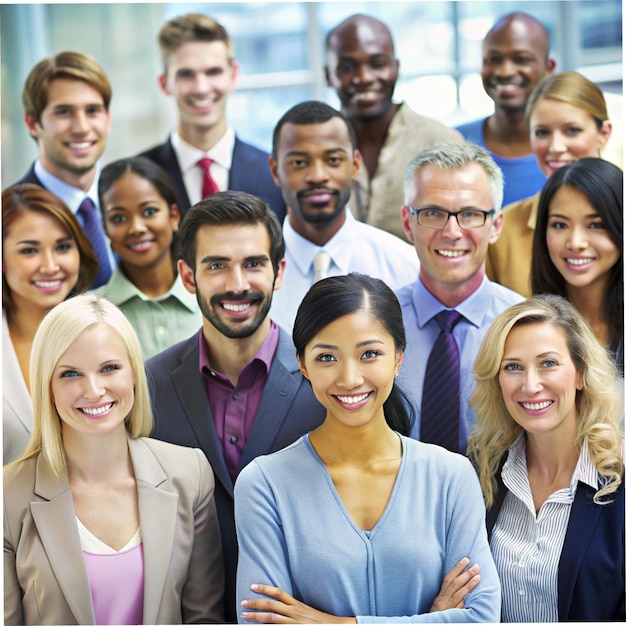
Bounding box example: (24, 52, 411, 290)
(271, 100, 357, 159)
(292, 272, 413, 435)
(178, 190, 285, 274)
(531, 158, 623, 371)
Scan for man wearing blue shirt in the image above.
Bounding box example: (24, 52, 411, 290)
(456, 12, 555, 206)
(397, 142, 523, 454)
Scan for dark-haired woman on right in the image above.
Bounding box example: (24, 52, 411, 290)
(234, 273, 500, 623)
(531, 157, 623, 374)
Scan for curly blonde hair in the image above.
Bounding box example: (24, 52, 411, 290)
(467, 294, 623, 508)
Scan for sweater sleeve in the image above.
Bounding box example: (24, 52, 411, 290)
(235, 459, 297, 623)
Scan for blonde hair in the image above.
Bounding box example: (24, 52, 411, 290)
(526, 70, 609, 128)
(467, 294, 623, 508)
(158, 13, 234, 72)
(19, 294, 152, 476)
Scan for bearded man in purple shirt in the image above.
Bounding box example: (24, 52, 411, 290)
(146, 190, 325, 623)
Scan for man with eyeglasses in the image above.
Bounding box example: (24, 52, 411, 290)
(396, 142, 523, 454)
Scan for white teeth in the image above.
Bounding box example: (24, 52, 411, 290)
(438, 250, 464, 258)
(353, 91, 377, 101)
(336, 393, 370, 405)
(223, 303, 251, 312)
(68, 142, 91, 149)
(189, 97, 216, 107)
(566, 258, 593, 266)
(494, 83, 519, 91)
(81, 403, 113, 416)
(34, 280, 62, 288)
(521, 401, 552, 410)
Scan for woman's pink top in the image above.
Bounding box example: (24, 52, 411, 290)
(78, 518, 144, 625)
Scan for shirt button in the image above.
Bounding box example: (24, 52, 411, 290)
(232, 392, 239, 400)
(518, 589, 526, 596)
(156, 326, 166, 336)
(230, 436, 238, 444)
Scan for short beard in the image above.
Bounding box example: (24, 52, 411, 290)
(198, 290, 271, 339)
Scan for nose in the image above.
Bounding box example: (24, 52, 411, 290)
(305, 159, 330, 185)
(521, 368, 543, 395)
(440, 212, 464, 239)
(70, 110, 90, 134)
(337, 359, 364, 390)
(40, 250, 60, 274)
(129, 214, 147, 235)
(83, 373, 105, 400)
(567, 225, 589, 251)
(494, 58, 515, 78)
(224, 266, 249, 294)
(548, 131, 566, 154)
(193, 73, 212, 94)
(351, 63, 375, 86)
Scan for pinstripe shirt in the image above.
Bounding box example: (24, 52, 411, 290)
(490, 435, 597, 622)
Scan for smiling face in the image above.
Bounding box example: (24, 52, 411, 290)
(270, 118, 360, 243)
(159, 41, 238, 140)
(529, 99, 611, 177)
(178, 222, 284, 340)
(298, 308, 403, 429)
(25, 78, 111, 187)
(101, 172, 179, 272)
(325, 17, 399, 121)
(481, 17, 554, 112)
(51, 323, 135, 440)
(546, 184, 620, 293)
(499, 321, 582, 441)
(3, 210, 80, 315)
(402, 163, 502, 306)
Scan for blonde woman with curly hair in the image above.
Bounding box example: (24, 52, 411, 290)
(4, 294, 224, 625)
(467, 294, 624, 622)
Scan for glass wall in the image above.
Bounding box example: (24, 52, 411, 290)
(1, 1, 621, 188)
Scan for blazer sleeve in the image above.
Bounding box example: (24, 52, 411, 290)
(182, 448, 226, 624)
(4, 501, 25, 626)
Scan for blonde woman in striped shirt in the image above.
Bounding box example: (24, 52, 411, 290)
(467, 294, 624, 622)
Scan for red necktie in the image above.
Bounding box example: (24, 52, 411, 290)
(198, 157, 220, 199)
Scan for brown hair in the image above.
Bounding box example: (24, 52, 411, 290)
(22, 51, 112, 124)
(158, 13, 234, 72)
(2, 184, 99, 316)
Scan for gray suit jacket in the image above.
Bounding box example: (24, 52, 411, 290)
(146, 327, 326, 622)
(3, 437, 224, 625)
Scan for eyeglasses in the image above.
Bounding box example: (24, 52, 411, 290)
(408, 207, 496, 230)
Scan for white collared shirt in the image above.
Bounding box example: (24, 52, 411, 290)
(491, 435, 598, 622)
(171, 127, 235, 205)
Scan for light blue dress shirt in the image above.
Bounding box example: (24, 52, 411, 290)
(396, 276, 523, 452)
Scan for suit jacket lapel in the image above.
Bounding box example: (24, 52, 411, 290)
(172, 338, 233, 495)
(128, 437, 179, 625)
(31, 456, 96, 625)
(164, 137, 192, 213)
(240, 329, 300, 467)
(557, 483, 602, 620)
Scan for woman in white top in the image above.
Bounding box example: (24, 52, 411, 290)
(468, 294, 624, 621)
(2, 184, 98, 463)
(3, 294, 225, 624)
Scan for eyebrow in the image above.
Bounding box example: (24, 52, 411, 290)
(311, 339, 385, 350)
(415, 203, 488, 212)
(199, 254, 270, 265)
(284, 148, 350, 158)
(548, 212, 601, 220)
(16, 235, 73, 245)
(502, 351, 564, 361)
(104, 200, 162, 213)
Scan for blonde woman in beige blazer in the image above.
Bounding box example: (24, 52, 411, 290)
(3, 295, 224, 625)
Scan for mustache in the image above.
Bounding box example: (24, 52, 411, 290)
(210, 291, 264, 306)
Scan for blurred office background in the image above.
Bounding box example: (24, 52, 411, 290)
(0, 0, 622, 188)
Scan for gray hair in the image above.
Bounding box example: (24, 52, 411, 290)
(403, 142, 504, 212)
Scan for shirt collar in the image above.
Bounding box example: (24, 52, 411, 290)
(412, 275, 492, 329)
(282, 208, 356, 275)
(34, 159, 100, 213)
(198, 320, 280, 378)
(100, 268, 198, 312)
(171, 127, 235, 174)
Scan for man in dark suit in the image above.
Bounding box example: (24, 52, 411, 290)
(15, 51, 115, 287)
(139, 13, 286, 222)
(146, 191, 324, 622)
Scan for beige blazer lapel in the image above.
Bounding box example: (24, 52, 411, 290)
(128, 437, 179, 625)
(31, 455, 96, 625)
